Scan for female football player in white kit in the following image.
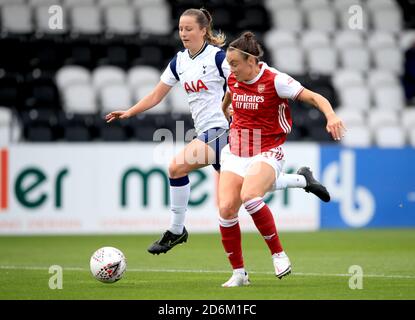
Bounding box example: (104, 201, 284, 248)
(218, 32, 346, 287)
(105, 9, 329, 255)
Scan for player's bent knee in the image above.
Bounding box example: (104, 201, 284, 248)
(240, 190, 262, 204)
(168, 161, 188, 179)
(219, 201, 239, 219)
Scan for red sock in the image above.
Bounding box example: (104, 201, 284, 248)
(244, 197, 283, 254)
(219, 218, 244, 269)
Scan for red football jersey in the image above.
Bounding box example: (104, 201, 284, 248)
(227, 62, 304, 157)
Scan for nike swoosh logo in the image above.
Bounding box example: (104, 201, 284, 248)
(263, 233, 276, 240)
(167, 233, 186, 246)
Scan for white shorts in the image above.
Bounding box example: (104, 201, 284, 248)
(220, 144, 285, 188)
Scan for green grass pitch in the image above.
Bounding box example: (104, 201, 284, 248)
(0, 229, 414, 300)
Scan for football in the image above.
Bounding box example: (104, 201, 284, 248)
(90, 247, 127, 283)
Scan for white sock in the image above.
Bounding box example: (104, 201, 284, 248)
(272, 251, 287, 258)
(275, 173, 306, 190)
(168, 176, 190, 235)
(233, 268, 246, 275)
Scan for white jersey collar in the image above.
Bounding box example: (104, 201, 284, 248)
(243, 62, 267, 85)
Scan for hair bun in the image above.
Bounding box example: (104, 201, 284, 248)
(242, 31, 255, 41)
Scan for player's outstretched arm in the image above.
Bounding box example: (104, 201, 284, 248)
(105, 81, 172, 123)
(297, 88, 346, 141)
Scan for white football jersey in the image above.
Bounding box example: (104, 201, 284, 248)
(160, 42, 230, 134)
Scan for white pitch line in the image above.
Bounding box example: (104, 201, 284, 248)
(1, 265, 415, 280)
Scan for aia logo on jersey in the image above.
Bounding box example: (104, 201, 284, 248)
(184, 80, 208, 93)
(257, 84, 265, 93)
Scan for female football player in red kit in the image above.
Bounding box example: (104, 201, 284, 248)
(219, 32, 346, 287)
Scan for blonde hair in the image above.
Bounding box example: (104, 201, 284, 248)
(181, 8, 226, 47)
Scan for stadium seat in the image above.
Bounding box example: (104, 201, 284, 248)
(373, 85, 405, 110)
(374, 125, 406, 148)
(0, 0, 25, 4)
(340, 47, 371, 72)
(131, 0, 164, 8)
(65, 41, 96, 68)
(334, 31, 364, 50)
(104, 5, 137, 35)
(134, 45, 165, 68)
(368, 109, 399, 128)
(169, 86, 189, 114)
(63, 125, 91, 142)
(332, 0, 362, 11)
(367, 0, 399, 11)
(100, 44, 130, 69)
(306, 8, 336, 33)
(0, 74, 21, 108)
(20, 108, 58, 141)
(307, 75, 337, 105)
(300, 0, 330, 10)
(1, 4, 33, 34)
(210, 7, 232, 32)
(264, 30, 297, 50)
(301, 31, 330, 49)
(308, 126, 333, 142)
(368, 31, 397, 50)
(373, 47, 403, 74)
(56, 66, 91, 90)
(26, 125, 54, 142)
(332, 69, 364, 90)
(265, 0, 297, 11)
(28, 0, 61, 5)
(99, 125, 127, 141)
(372, 9, 402, 33)
(0, 107, 12, 145)
(100, 83, 132, 114)
(63, 0, 95, 6)
(401, 108, 415, 130)
(341, 125, 372, 147)
(92, 66, 126, 91)
(307, 47, 337, 75)
(271, 47, 305, 75)
(71, 5, 103, 35)
(367, 69, 399, 88)
(62, 84, 98, 114)
(272, 8, 303, 32)
(29, 39, 66, 71)
(339, 86, 371, 111)
(98, 0, 130, 6)
(127, 66, 161, 90)
(133, 84, 169, 114)
(335, 108, 365, 126)
(137, 4, 171, 35)
(237, 6, 270, 32)
(23, 76, 61, 110)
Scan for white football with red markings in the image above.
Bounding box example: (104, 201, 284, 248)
(90, 247, 127, 283)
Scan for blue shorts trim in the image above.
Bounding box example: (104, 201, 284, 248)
(196, 127, 229, 171)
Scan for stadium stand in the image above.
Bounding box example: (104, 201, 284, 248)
(0, 0, 414, 146)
